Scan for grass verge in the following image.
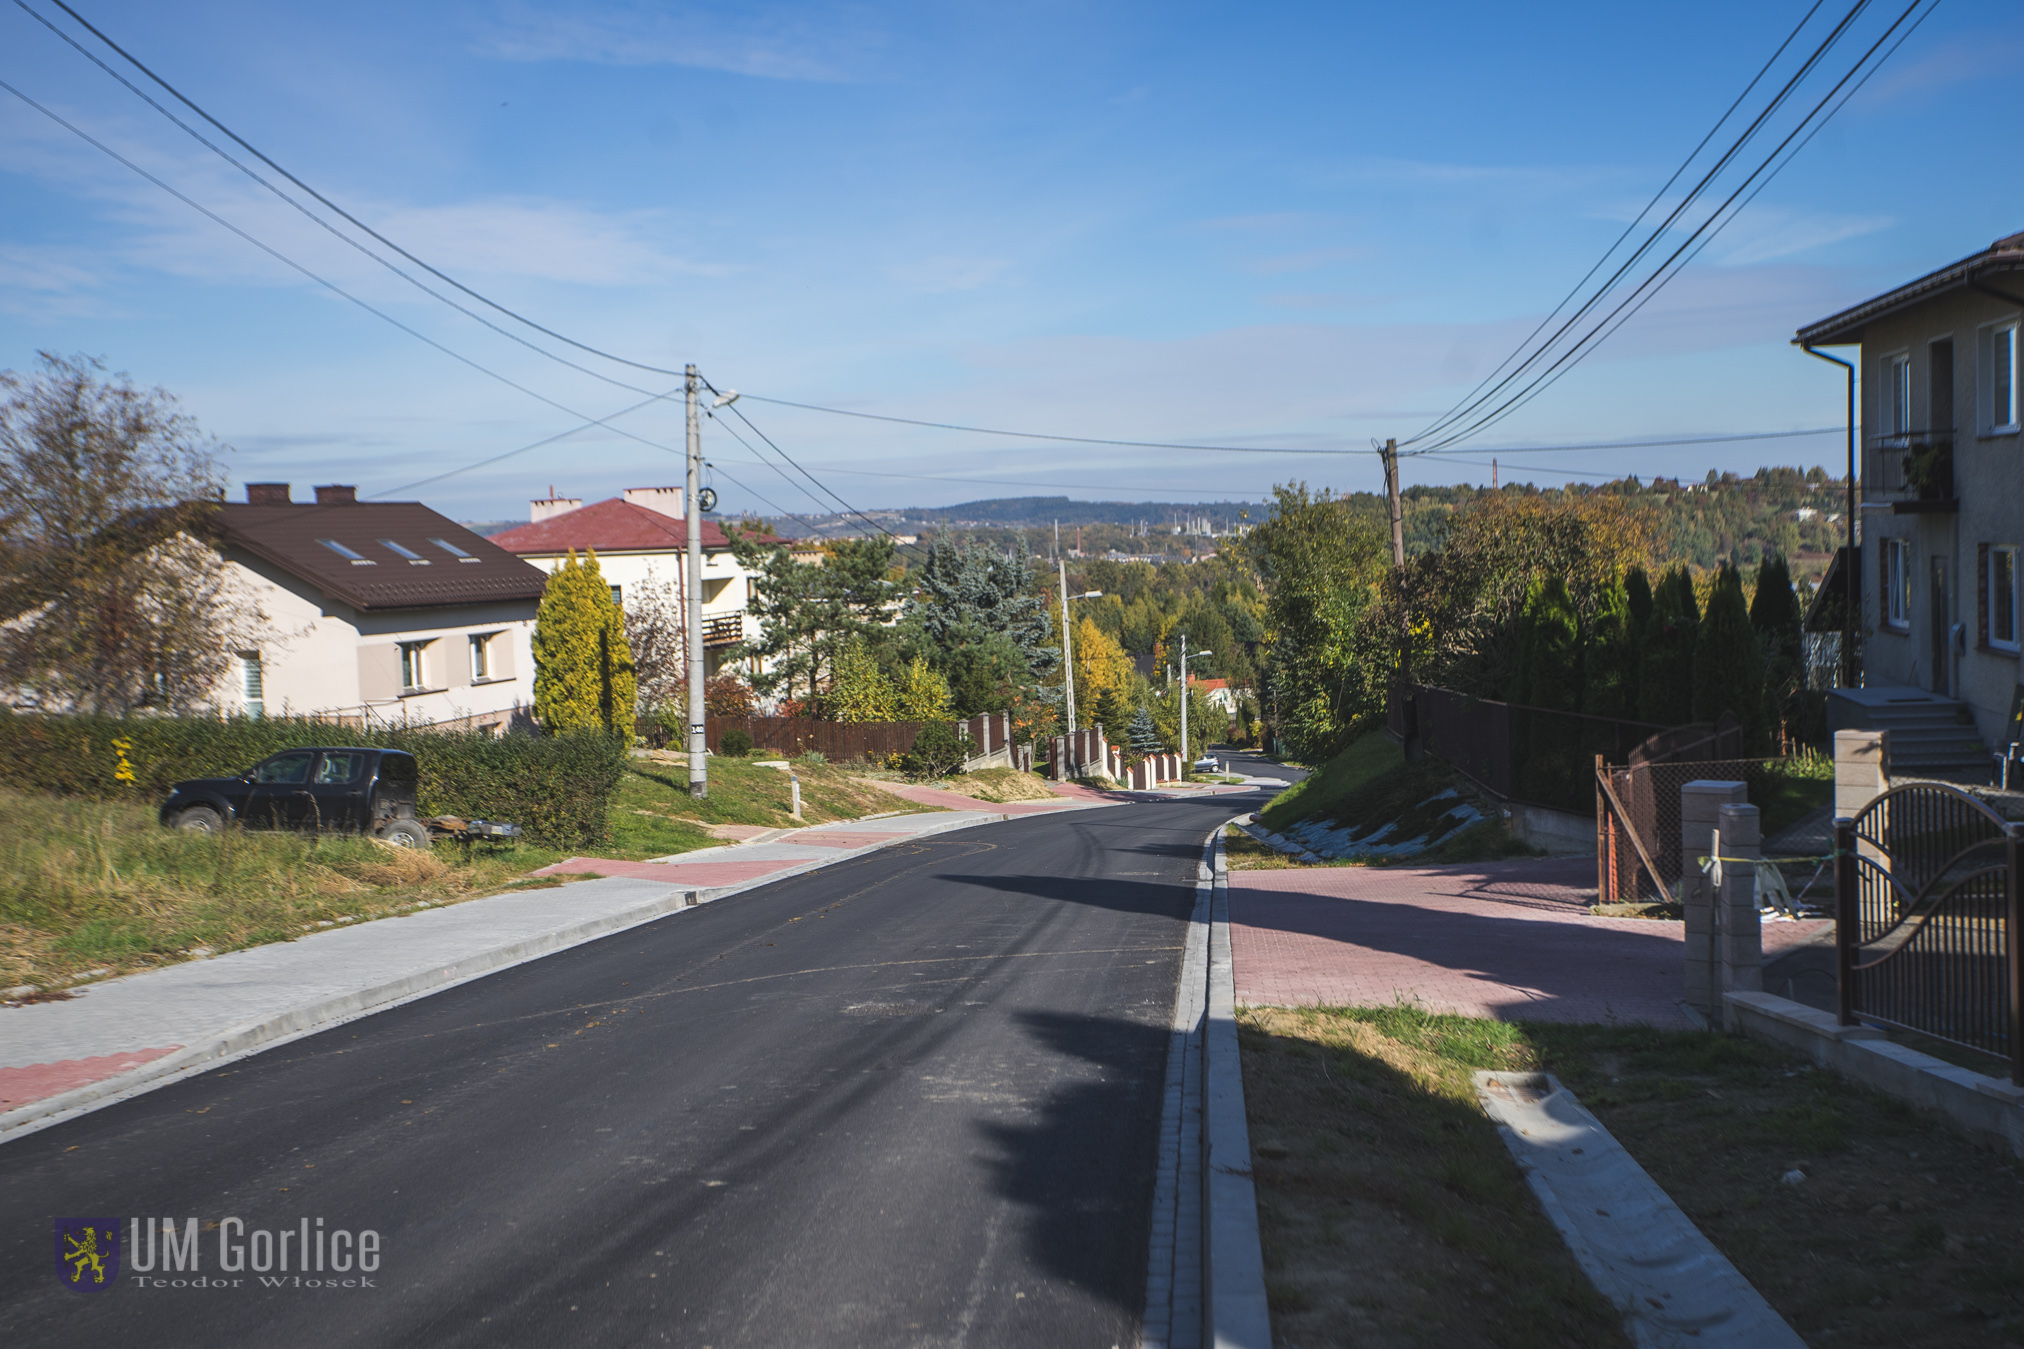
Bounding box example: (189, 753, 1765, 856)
(1258, 731, 1401, 833)
(1224, 819, 1538, 871)
(0, 787, 570, 991)
(1245, 1001, 2024, 1346)
(1239, 1003, 1628, 1347)
(610, 754, 941, 856)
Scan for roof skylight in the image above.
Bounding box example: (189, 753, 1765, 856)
(430, 537, 481, 562)
(380, 540, 430, 565)
(317, 539, 375, 565)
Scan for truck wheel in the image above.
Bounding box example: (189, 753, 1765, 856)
(176, 805, 225, 834)
(378, 818, 431, 849)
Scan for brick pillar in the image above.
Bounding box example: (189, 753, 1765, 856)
(1715, 801, 1763, 1027)
(1680, 779, 1747, 1019)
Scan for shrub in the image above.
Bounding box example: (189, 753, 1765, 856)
(901, 720, 967, 779)
(718, 727, 754, 757)
(0, 711, 627, 849)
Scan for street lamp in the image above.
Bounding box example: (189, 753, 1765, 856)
(1057, 559, 1102, 733)
(1177, 638, 1212, 769)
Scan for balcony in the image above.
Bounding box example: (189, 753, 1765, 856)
(701, 612, 746, 646)
(1872, 433, 1957, 515)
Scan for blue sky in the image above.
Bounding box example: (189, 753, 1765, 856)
(3, 0, 2020, 523)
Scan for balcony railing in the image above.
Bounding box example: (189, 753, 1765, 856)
(701, 612, 746, 646)
(1870, 432, 1956, 514)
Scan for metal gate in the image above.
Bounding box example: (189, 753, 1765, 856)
(1835, 783, 2022, 1084)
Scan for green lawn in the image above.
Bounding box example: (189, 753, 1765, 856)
(1258, 731, 1402, 833)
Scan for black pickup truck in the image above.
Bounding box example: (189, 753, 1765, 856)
(159, 746, 518, 849)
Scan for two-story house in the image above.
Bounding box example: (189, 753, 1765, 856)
(488, 488, 787, 683)
(215, 483, 549, 731)
(1795, 230, 2024, 770)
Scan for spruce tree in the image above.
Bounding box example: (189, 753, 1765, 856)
(533, 549, 637, 734)
(1637, 565, 1698, 726)
(1692, 564, 1769, 753)
(1127, 705, 1163, 756)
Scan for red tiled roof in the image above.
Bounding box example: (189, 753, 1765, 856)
(1189, 677, 1230, 692)
(489, 499, 784, 555)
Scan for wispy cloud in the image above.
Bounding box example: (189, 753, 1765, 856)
(1856, 32, 2024, 104)
(1242, 246, 1368, 276)
(1701, 208, 1894, 266)
(473, 2, 890, 82)
(1260, 290, 1412, 311)
(887, 255, 1012, 293)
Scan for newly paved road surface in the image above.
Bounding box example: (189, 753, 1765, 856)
(2, 792, 1260, 1347)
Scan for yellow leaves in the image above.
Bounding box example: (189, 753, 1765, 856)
(1073, 615, 1133, 705)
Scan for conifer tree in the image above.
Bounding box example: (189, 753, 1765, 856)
(1127, 705, 1163, 756)
(1581, 573, 1637, 722)
(894, 654, 954, 721)
(1693, 563, 1769, 752)
(1625, 565, 1655, 645)
(827, 633, 897, 723)
(533, 549, 637, 734)
(1514, 576, 1580, 711)
(1637, 565, 1699, 726)
(1750, 552, 1805, 744)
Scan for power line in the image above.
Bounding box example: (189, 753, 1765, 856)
(1408, 0, 1832, 449)
(372, 387, 680, 499)
(34, 0, 691, 380)
(12, 0, 674, 404)
(1411, 0, 1933, 455)
(1404, 0, 1883, 451)
(0, 75, 698, 467)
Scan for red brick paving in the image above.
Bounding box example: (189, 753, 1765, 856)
(1228, 858, 1830, 1028)
(0, 1045, 183, 1109)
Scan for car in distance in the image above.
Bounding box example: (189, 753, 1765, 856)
(160, 746, 432, 848)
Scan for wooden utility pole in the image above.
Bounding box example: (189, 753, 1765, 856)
(1059, 559, 1076, 734)
(1381, 437, 1414, 757)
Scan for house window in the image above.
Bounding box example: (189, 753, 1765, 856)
(1991, 546, 2020, 652)
(470, 633, 491, 681)
(1885, 353, 1911, 437)
(1981, 322, 2019, 433)
(430, 537, 481, 562)
(240, 653, 264, 717)
(400, 641, 429, 691)
(1884, 539, 1911, 630)
(610, 585, 623, 606)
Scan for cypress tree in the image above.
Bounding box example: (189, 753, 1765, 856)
(1518, 576, 1581, 711)
(533, 549, 637, 734)
(1625, 565, 1654, 644)
(1693, 564, 1769, 753)
(1637, 565, 1698, 726)
(827, 633, 897, 722)
(1582, 573, 1636, 722)
(1750, 552, 1804, 744)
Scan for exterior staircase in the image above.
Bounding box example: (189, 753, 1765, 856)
(1827, 686, 1989, 781)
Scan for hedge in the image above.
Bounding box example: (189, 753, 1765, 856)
(0, 711, 629, 850)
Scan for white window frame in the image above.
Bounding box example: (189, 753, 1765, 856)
(1884, 351, 1912, 438)
(1991, 545, 2021, 653)
(1884, 538, 1912, 630)
(240, 652, 264, 717)
(399, 640, 430, 692)
(1979, 319, 2020, 435)
(470, 632, 492, 681)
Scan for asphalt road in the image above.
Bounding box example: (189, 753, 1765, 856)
(2, 787, 1274, 1348)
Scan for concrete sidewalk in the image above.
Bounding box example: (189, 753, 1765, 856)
(1227, 857, 1831, 1027)
(0, 798, 1105, 1141)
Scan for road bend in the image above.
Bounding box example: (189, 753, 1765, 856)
(2, 788, 1268, 1347)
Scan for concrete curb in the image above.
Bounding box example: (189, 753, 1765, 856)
(1203, 820, 1273, 1349)
(0, 803, 1113, 1145)
(1476, 1070, 1805, 1349)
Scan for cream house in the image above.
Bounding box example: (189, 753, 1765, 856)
(214, 483, 547, 732)
(489, 488, 786, 681)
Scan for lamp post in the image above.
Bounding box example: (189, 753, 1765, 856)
(1057, 558, 1102, 732)
(1178, 637, 1211, 771)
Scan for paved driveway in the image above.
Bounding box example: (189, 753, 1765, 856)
(1228, 857, 1830, 1027)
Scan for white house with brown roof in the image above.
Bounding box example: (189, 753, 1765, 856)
(489, 488, 785, 681)
(213, 483, 548, 732)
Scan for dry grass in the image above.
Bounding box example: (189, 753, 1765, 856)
(912, 767, 1060, 803)
(1239, 1004, 1628, 1348)
(1527, 1022, 2024, 1346)
(0, 788, 571, 991)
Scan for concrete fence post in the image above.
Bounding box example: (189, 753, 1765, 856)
(1680, 779, 1748, 1019)
(1716, 801, 1763, 1028)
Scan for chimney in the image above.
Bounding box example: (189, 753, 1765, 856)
(622, 486, 685, 519)
(314, 484, 357, 505)
(246, 483, 291, 505)
(530, 496, 583, 524)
